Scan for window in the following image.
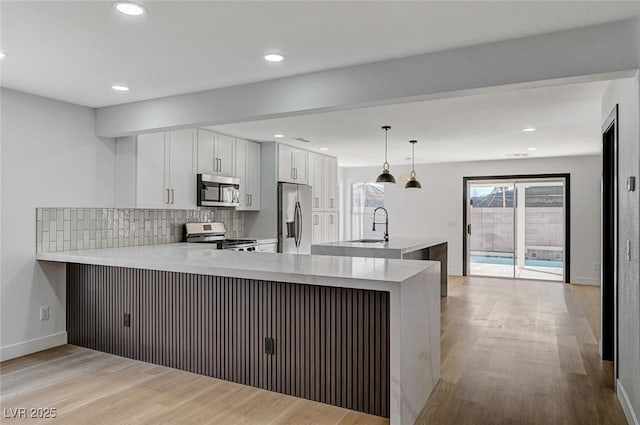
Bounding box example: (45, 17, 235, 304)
(351, 183, 385, 240)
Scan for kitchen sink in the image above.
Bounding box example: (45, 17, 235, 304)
(351, 239, 386, 243)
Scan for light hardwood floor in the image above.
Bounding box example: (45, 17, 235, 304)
(0, 277, 628, 425)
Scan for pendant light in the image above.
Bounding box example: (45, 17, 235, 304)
(376, 126, 396, 183)
(405, 140, 422, 189)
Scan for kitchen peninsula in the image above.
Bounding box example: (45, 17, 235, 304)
(37, 244, 441, 425)
(312, 237, 448, 296)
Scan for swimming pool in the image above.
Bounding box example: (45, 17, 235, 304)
(471, 255, 563, 268)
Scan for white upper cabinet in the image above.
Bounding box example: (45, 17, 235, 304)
(136, 129, 196, 209)
(278, 144, 307, 184)
(136, 132, 168, 208)
(235, 138, 261, 211)
(309, 152, 324, 211)
(309, 152, 337, 212)
(216, 134, 236, 177)
(196, 129, 216, 174)
(293, 147, 308, 185)
(167, 129, 197, 208)
(197, 129, 235, 177)
(323, 156, 338, 211)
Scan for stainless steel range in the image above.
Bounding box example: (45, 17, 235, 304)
(185, 222, 257, 251)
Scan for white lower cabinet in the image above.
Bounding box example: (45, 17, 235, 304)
(312, 212, 323, 244)
(256, 242, 276, 253)
(322, 212, 338, 243)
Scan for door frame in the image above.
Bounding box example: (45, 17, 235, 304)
(462, 173, 571, 283)
(601, 105, 618, 368)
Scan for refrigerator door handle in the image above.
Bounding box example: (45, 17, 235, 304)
(295, 201, 302, 248)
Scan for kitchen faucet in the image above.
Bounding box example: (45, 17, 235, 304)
(372, 207, 389, 242)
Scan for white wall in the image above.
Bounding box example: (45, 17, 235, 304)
(0, 88, 116, 360)
(341, 155, 601, 284)
(603, 76, 640, 425)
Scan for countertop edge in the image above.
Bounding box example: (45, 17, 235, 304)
(35, 247, 440, 288)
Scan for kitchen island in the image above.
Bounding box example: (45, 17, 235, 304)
(312, 237, 448, 296)
(37, 243, 440, 425)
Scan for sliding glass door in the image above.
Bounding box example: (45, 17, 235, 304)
(465, 176, 567, 282)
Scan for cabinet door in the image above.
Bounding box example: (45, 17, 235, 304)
(167, 129, 196, 208)
(309, 152, 324, 211)
(322, 212, 338, 243)
(246, 141, 261, 210)
(293, 148, 308, 184)
(324, 156, 337, 211)
(136, 132, 169, 208)
(235, 138, 249, 210)
(197, 129, 216, 174)
(216, 134, 236, 177)
(278, 144, 295, 183)
(312, 212, 323, 244)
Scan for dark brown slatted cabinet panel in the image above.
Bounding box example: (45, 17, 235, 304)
(66, 264, 390, 418)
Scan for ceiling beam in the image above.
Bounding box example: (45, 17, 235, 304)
(95, 17, 640, 137)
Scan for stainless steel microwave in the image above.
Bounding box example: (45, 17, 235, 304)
(197, 174, 240, 208)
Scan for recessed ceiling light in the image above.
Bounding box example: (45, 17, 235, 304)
(528, 147, 537, 151)
(264, 54, 285, 63)
(111, 84, 130, 92)
(0, 52, 6, 60)
(320, 147, 329, 151)
(114, 1, 146, 16)
(522, 127, 537, 132)
(273, 134, 285, 138)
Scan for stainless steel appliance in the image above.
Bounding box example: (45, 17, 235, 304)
(278, 183, 312, 254)
(185, 222, 257, 251)
(196, 174, 240, 208)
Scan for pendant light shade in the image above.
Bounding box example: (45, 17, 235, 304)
(376, 126, 396, 184)
(405, 140, 422, 189)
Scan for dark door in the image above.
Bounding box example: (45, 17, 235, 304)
(601, 106, 617, 363)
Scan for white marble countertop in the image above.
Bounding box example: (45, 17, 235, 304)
(36, 243, 438, 290)
(312, 237, 447, 256)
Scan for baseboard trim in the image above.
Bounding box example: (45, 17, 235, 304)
(618, 379, 640, 425)
(570, 277, 600, 285)
(0, 332, 67, 362)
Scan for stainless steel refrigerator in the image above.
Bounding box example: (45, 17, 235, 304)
(278, 183, 312, 254)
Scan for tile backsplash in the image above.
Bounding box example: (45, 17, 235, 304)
(36, 208, 244, 253)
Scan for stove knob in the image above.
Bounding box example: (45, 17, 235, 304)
(248, 247, 255, 252)
(238, 248, 244, 251)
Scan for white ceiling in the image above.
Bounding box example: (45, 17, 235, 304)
(209, 80, 608, 167)
(1, 1, 638, 107)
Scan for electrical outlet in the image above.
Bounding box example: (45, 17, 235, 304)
(265, 337, 274, 355)
(593, 263, 601, 272)
(39, 306, 49, 321)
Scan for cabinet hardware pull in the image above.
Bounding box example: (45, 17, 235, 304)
(166, 188, 170, 204)
(314, 215, 319, 225)
(170, 189, 175, 204)
(329, 215, 334, 224)
(330, 198, 334, 208)
(246, 194, 249, 206)
(249, 194, 253, 207)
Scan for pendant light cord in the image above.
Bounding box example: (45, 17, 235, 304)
(383, 126, 391, 171)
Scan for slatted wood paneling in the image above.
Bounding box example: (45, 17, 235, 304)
(67, 263, 390, 417)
